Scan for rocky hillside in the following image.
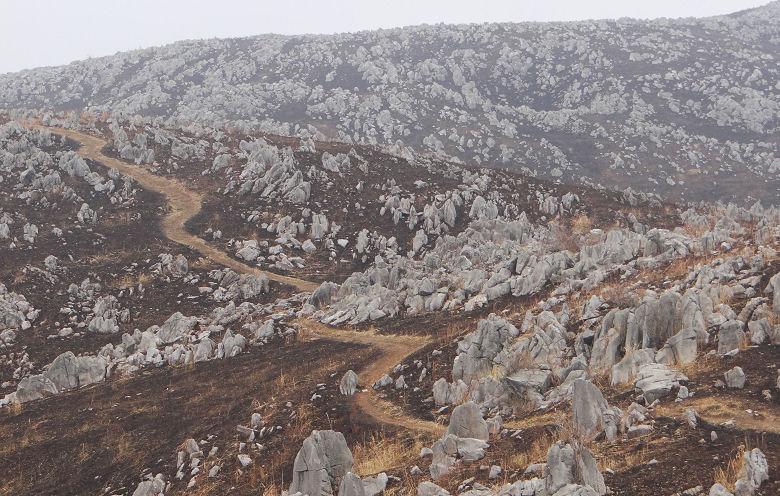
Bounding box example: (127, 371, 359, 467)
(0, 112, 778, 496)
(1, 3, 779, 203)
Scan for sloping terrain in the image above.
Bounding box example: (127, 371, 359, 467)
(0, 4, 779, 495)
(1, 3, 779, 203)
(0, 112, 778, 496)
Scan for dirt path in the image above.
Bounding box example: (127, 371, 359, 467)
(30, 124, 319, 292)
(300, 321, 445, 435)
(33, 124, 443, 436)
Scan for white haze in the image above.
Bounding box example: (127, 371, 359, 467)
(0, 0, 769, 74)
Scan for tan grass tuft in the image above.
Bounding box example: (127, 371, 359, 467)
(352, 433, 426, 476)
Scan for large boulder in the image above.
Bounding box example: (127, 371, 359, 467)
(75, 355, 109, 386)
(737, 448, 768, 493)
(289, 430, 354, 496)
(502, 369, 552, 400)
(709, 483, 733, 496)
(625, 291, 680, 351)
(452, 315, 518, 384)
(544, 440, 606, 495)
(553, 485, 600, 496)
(445, 401, 488, 441)
(310, 282, 336, 308)
(43, 351, 80, 392)
(611, 349, 655, 386)
(747, 318, 771, 345)
(432, 378, 468, 406)
(220, 330, 247, 358)
(131, 475, 166, 496)
(633, 363, 688, 403)
(15, 374, 57, 403)
(717, 320, 745, 355)
(156, 312, 197, 344)
(14, 352, 107, 403)
(418, 481, 450, 496)
(572, 379, 621, 440)
(429, 434, 489, 480)
(655, 327, 698, 365)
(170, 254, 189, 278)
(589, 328, 623, 372)
(724, 366, 746, 389)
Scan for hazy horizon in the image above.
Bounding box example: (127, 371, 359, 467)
(0, 0, 771, 74)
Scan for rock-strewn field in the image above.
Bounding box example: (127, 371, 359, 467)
(1, 3, 779, 204)
(1, 7, 780, 488)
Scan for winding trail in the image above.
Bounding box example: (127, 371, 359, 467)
(31, 124, 318, 292)
(32, 124, 444, 436)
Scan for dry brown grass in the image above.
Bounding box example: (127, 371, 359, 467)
(107, 427, 135, 464)
(547, 222, 582, 253)
(505, 430, 556, 470)
(600, 284, 639, 310)
(598, 443, 650, 471)
(712, 435, 765, 492)
(352, 433, 426, 475)
(7, 401, 22, 416)
(713, 446, 745, 491)
(107, 270, 154, 289)
(289, 403, 316, 440)
(571, 213, 592, 234)
(677, 355, 717, 379)
(77, 442, 91, 464)
(260, 481, 282, 496)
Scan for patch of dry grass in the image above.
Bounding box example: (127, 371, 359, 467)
(505, 430, 556, 470)
(352, 433, 426, 475)
(598, 443, 650, 471)
(6, 401, 22, 416)
(713, 446, 745, 491)
(712, 435, 766, 491)
(571, 213, 592, 234)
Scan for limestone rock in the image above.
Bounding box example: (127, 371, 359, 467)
(289, 430, 354, 496)
(724, 366, 746, 389)
(338, 473, 365, 496)
(655, 327, 698, 365)
(502, 369, 552, 400)
(131, 475, 166, 496)
(553, 485, 599, 496)
(611, 349, 655, 386)
(445, 401, 488, 441)
(340, 370, 358, 396)
(572, 379, 620, 440)
(740, 448, 768, 491)
(544, 440, 606, 495)
(717, 320, 745, 355)
(709, 483, 733, 496)
(418, 481, 450, 496)
(633, 363, 688, 403)
(453, 314, 518, 384)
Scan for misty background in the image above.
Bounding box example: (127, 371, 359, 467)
(0, 0, 769, 74)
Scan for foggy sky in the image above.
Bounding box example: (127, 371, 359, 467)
(0, 0, 770, 74)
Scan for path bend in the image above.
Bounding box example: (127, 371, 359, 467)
(31, 124, 319, 292)
(33, 123, 444, 436)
